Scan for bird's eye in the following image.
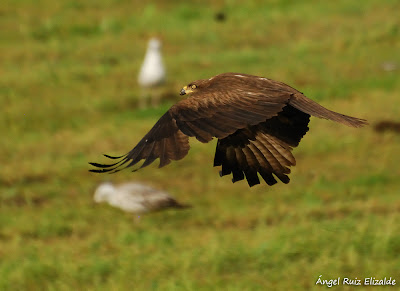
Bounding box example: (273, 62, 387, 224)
(191, 84, 197, 89)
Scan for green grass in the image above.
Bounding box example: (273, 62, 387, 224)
(1, 0, 400, 290)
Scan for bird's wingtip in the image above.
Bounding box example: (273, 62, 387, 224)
(89, 168, 110, 173)
(103, 153, 126, 159)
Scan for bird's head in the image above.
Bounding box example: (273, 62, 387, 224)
(180, 83, 198, 95)
(148, 38, 162, 50)
(180, 79, 210, 96)
(94, 182, 115, 203)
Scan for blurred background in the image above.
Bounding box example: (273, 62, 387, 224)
(1, 0, 399, 290)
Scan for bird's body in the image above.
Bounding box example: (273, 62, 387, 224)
(90, 72, 367, 187)
(94, 182, 189, 214)
(137, 38, 165, 108)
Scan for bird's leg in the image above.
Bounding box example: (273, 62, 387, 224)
(151, 94, 159, 108)
(151, 87, 161, 108)
(138, 88, 149, 109)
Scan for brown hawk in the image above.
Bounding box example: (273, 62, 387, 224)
(90, 73, 367, 187)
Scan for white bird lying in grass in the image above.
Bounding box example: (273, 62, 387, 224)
(94, 182, 190, 216)
(137, 37, 166, 108)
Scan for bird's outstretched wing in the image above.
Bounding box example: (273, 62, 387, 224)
(89, 112, 190, 172)
(214, 105, 310, 187)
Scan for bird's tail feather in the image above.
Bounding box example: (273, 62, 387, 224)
(289, 94, 368, 128)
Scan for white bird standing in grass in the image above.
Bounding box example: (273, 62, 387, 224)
(138, 37, 166, 108)
(94, 182, 189, 218)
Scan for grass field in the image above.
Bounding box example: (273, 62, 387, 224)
(1, 0, 400, 290)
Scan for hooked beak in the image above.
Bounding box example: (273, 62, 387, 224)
(180, 85, 195, 96)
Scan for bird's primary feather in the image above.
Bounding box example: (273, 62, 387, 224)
(90, 72, 367, 187)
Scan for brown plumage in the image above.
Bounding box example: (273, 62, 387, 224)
(90, 72, 368, 187)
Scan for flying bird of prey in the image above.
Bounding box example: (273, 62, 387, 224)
(137, 37, 166, 108)
(90, 73, 367, 187)
(94, 181, 190, 215)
